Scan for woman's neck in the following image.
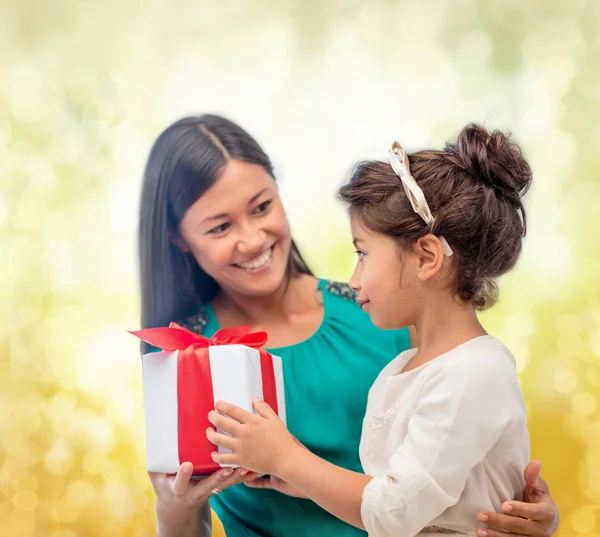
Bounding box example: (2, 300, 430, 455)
(212, 273, 320, 327)
(408, 293, 487, 371)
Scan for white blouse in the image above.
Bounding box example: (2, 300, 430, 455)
(359, 336, 530, 537)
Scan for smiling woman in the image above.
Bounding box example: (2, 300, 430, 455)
(138, 115, 313, 350)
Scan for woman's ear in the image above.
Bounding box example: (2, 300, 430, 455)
(414, 234, 446, 281)
(169, 232, 191, 253)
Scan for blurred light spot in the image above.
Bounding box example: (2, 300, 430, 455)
(99, 526, 125, 537)
(108, 181, 138, 232)
(50, 531, 78, 537)
(14, 473, 38, 492)
(47, 132, 82, 164)
(557, 313, 583, 334)
(46, 240, 84, 292)
(65, 480, 97, 507)
(588, 467, 600, 499)
(105, 481, 134, 519)
(504, 312, 536, 339)
(570, 508, 596, 533)
(552, 369, 578, 394)
(12, 490, 38, 511)
(76, 328, 132, 394)
(572, 393, 598, 417)
(82, 452, 106, 475)
(1, 460, 28, 484)
(14, 410, 42, 436)
(51, 500, 81, 523)
(132, 491, 150, 511)
(0, 191, 6, 227)
(106, 388, 139, 425)
(15, 441, 44, 466)
(509, 340, 530, 374)
(87, 417, 115, 453)
(6, 510, 36, 536)
(564, 413, 586, 438)
(43, 438, 73, 476)
(27, 156, 57, 191)
(458, 30, 493, 68)
(522, 232, 572, 279)
(589, 333, 600, 359)
(557, 334, 584, 357)
(586, 366, 600, 388)
(44, 393, 78, 421)
(9, 65, 42, 123)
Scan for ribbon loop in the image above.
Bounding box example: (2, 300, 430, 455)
(129, 322, 269, 352)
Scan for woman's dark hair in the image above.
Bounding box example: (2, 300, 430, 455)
(338, 123, 532, 310)
(139, 115, 312, 340)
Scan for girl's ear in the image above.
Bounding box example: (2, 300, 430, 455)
(414, 234, 446, 281)
(169, 232, 191, 253)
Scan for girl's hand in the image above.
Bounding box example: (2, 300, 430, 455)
(475, 461, 559, 537)
(244, 474, 309, 499)
(207, 397, 299, 476)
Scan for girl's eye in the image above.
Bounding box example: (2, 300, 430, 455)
(207, 222, 230, 234)
(355, 250, 365, 259)
(253, 200, 273, 214)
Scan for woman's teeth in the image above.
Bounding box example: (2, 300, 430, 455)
(235, 247, 273, 270)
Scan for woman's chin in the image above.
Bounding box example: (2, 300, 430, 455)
(225, 264, 289, 297)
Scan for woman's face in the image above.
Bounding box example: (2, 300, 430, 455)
(177, 159, 292, 299)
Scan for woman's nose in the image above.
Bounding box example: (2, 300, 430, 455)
(236, 225, 265, 255)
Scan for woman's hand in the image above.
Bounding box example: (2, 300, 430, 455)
(150, 462, 261, 537)
(475, 461, 559, 537)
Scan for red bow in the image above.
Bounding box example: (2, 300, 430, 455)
(129, 322, 268, 350)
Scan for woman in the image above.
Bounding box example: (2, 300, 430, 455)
(139, 115, 559, 537)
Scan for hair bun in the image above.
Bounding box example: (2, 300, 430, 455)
(446, 123, 532, 204)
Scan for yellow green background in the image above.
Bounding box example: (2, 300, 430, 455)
(2, 1, 599, 536)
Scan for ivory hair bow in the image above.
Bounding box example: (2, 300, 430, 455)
(388, 141, 453, 257)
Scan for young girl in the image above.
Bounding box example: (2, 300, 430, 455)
(206, 123, 534, 537)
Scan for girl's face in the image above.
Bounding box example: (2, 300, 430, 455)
(177, 159, 292, 299)
(348, 217, 421, 330)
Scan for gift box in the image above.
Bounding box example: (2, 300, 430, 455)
(130, 323, 286, 475)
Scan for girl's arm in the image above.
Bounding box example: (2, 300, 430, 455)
(277, 446, 372, 529)
(207, 399, 371, 529)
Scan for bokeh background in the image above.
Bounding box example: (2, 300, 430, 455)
(2, 0, 600, 535)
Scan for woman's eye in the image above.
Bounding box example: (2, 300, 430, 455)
(207, 223, 230, 234)
(355, 250, 365, 259)
(253, 200, 273, 214)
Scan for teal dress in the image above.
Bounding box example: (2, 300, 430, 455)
(180, 280, 411, 537)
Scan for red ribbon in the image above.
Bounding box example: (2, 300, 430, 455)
(131, 323, 279, 475)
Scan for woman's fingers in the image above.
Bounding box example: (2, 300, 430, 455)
(171, 461, 194, 496)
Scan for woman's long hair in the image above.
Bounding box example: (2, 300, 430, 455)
(138, 115, 312, 349)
